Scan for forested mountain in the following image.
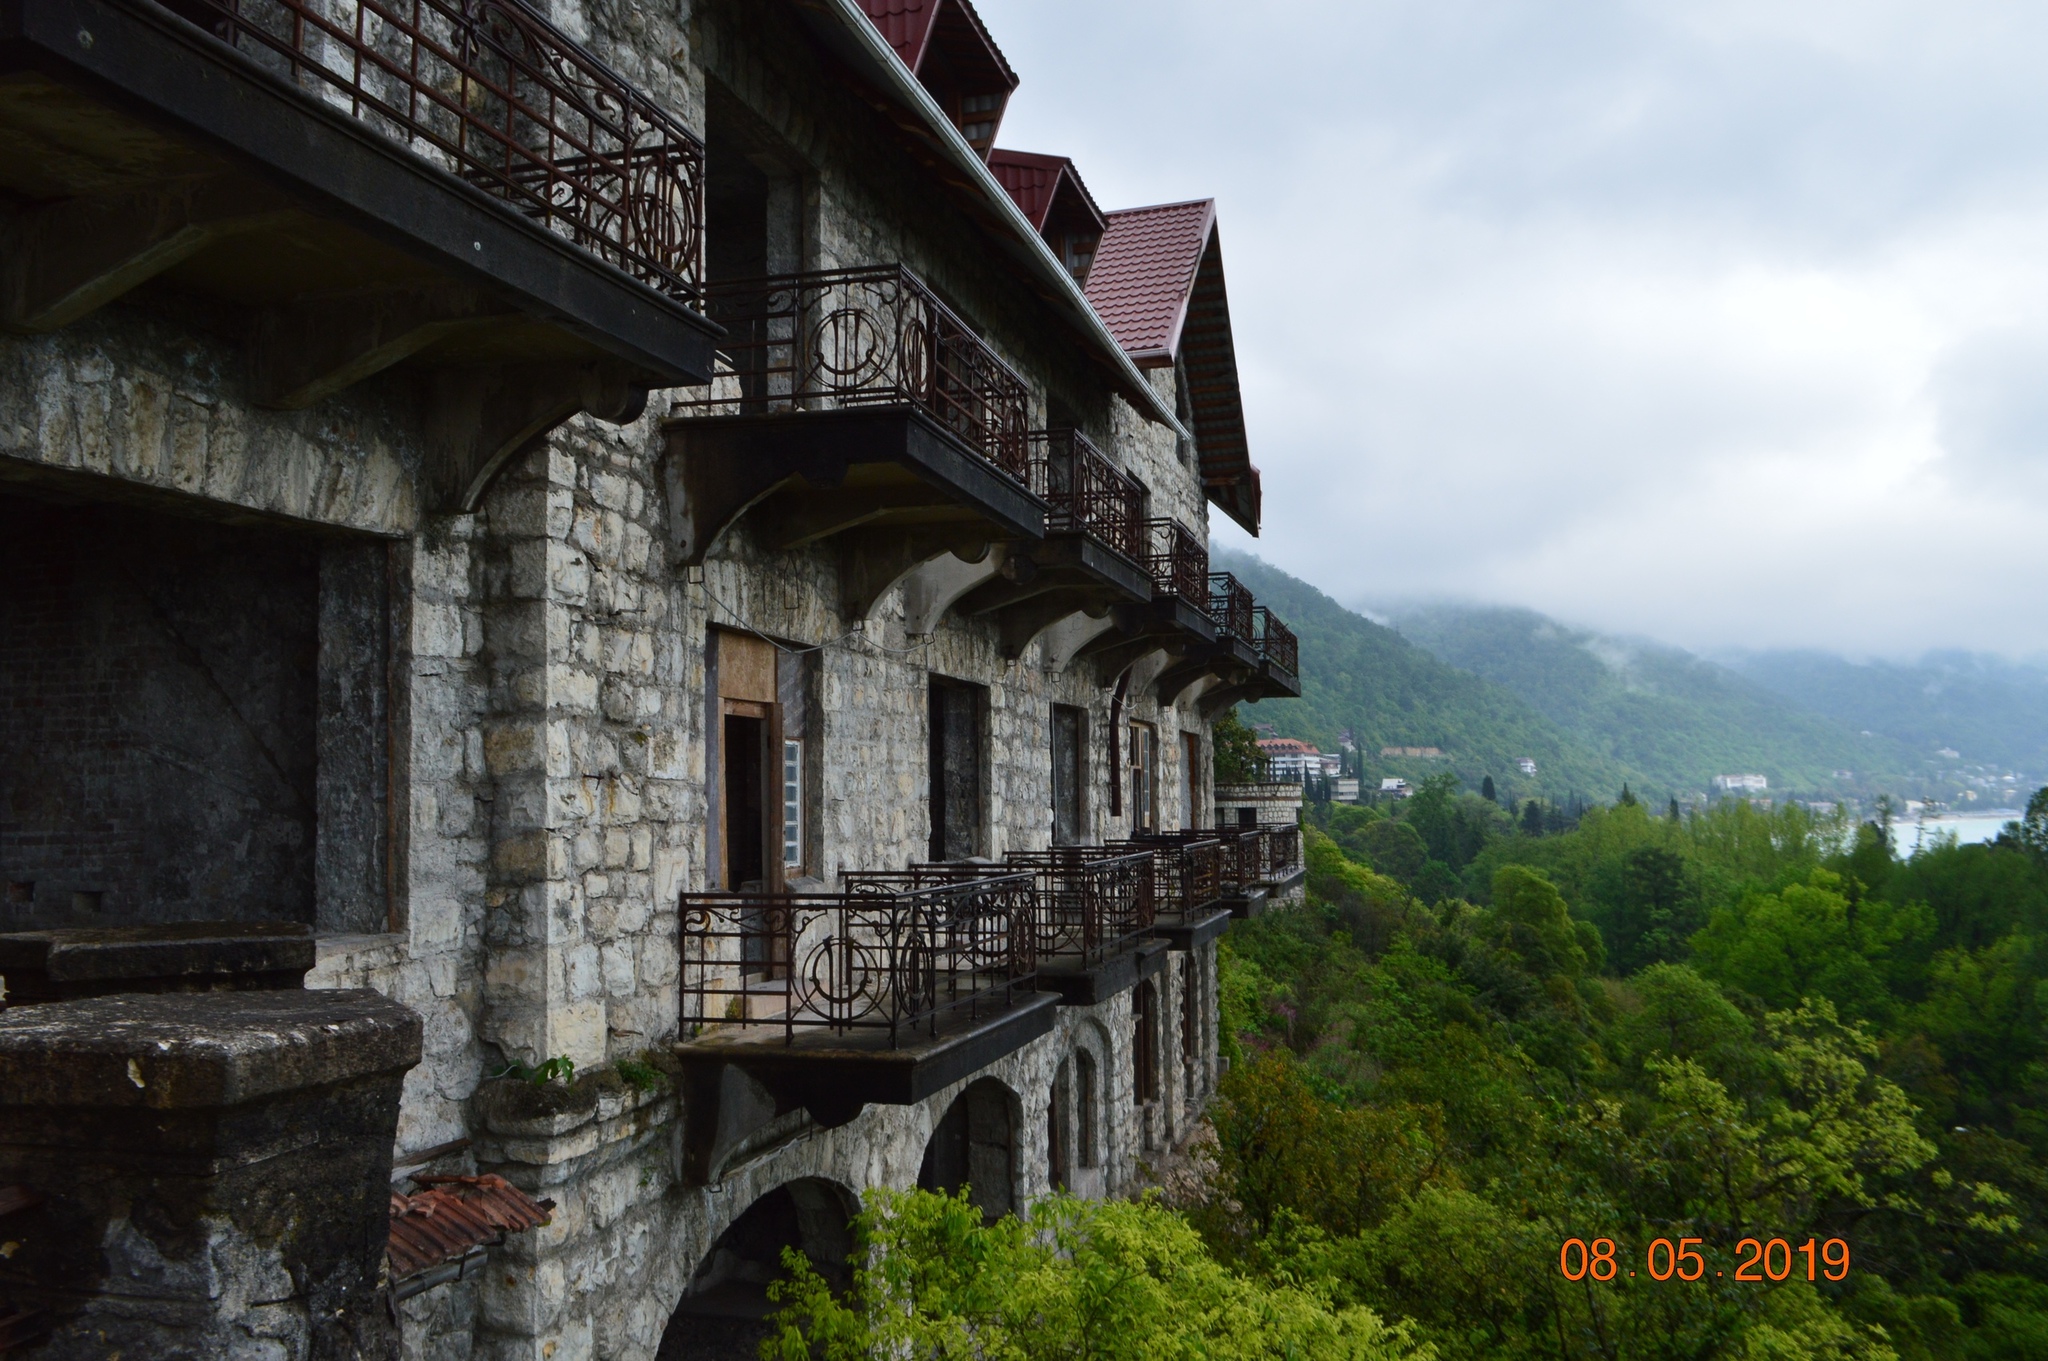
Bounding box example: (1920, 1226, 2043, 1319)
(1383, 603, 1922, 798)
(1724, 649, 2048, 777)
(1214, 550, 1634, 801)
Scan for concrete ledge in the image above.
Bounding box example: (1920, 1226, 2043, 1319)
(1150, 909, 1233, 952)
(0, 988, 422, 1109)
(674, 991, 1058, 1127)
(1221, 888, 1270, 921)
(1035, 940, 1170, 1007)
(0, 922, 314, 1005)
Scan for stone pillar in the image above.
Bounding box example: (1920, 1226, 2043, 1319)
(0, 989, 422, 1359)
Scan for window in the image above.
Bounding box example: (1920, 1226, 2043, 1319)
(1133, 981, 1159, 1103)
(1051, 705, 1085, 846)
(1180, 955, 1199, 1103)
(1129, 722, 1158, 833)
(1049, 1059, 1070, 1191)
(782, 740, 803, 871)
(929, 678, 986, 861)
(1076, 1050, 1099, 1168)
(1182, 732, 1201, 830)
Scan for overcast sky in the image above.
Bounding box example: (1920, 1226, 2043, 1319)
(978, 0, 2048, 658)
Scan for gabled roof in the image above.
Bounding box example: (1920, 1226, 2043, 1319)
(988, 150, 1104, 236)
(793, 0, 1190, 439)
(1086, 200, 1261, 534)
(857, 0, 1017, 90)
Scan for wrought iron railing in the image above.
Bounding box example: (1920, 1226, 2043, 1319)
(1255, 606, 1298, 678)
(678, 875, 1036, 1046)
(1111, 838, 1224, 917)
(1026, 430, 1145, 562)
(674, 265, 1032, 479)
(1263, 825, 1303, 880)
(1145, 520, 1208, 603)
(1003, 849, 1155, 965)
(1208, 573, 1255, 645)
(170, 0, 705, 300)
(849, 849, 1156, 970)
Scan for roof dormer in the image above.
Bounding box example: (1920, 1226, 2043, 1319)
(988, 150, 1107, 286)
(858, 0, 1019, 157)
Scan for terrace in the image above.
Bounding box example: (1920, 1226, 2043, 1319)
(0, 0, 719, 505)
(661, 263, 1047, 579)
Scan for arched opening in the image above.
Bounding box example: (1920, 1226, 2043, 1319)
(657, 1178, 855, 1361)
(918, 1077, 1015, 1222)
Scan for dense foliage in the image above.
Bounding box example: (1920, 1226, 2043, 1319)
(764, 782, 2048, 1359)
(1206, 785, 2048, 1358)
(762, 1189, 1429, 1359)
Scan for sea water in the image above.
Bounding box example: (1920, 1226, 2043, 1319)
(1893, 813, 2018, 852)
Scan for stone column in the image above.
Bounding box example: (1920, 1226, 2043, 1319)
(0, 989, 421, 1359)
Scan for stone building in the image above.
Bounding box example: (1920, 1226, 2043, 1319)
(0, 0, 1300, 1355)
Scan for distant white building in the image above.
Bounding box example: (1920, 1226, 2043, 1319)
(1713, 774, 1769, 794)
(1380, 778, 1413, 798)
(1334, 777, 1361, 802)
(1257, 737, 1321, 783)
(1516, 758, 1538, 776)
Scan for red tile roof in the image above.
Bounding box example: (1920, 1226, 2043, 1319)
(387, 1174, 554, 1281)
(1084, 200, 1215, 362)
(856, 0, 1017, 86)
(987, 150, 1104, 235)
(1086, 200, 1261, 534)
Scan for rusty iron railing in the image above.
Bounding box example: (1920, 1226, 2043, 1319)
(1263, 824, 1303, 881)
(674, 265, 1031, 479)
(1255, 606, 1298, 678)
(1208, 573, 1255, 644)
(1026, 430, 1145, 562)
(1111, 837, 1224, 917)
(174, 0, 705, 300)
(1145, 520, 1208, 603)
(679, 875, 1036, 1046)
(849, 849, 1156, 970)
(1003, 849, 1155, 966)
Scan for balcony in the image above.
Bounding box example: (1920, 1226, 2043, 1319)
(1253, 607, 1301, 697)
(1072, 518, 1217, 677)
(1111, 838, 1233, 950)
(952, 430, 1153, 655)
(0, 0, 719, 506)
(1150, 569, 1264, 706)
(661, 265, 1047, 570)
(1135, 825, 1301, 919)
(846, 848, 1166, 1006)
(672, 875, 1055, 1128)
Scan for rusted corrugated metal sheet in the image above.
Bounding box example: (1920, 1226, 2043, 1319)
(387, 1175, 553, 1281)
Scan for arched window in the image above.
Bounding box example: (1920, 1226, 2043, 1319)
(919, 1078, 1016, 1222)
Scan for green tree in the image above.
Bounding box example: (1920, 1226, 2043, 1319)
(764, 1189, 1431, 1361)
(1214, 710, 1265, 785)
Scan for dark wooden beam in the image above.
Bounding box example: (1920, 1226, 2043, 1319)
(0, 178, 295, 332)
(249, 284, 514, 409)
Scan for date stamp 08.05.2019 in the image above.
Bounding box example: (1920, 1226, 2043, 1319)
(1558, 1237, 1850, 1283)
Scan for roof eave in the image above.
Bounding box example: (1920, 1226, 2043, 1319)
(796, 0, 1191, 440)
